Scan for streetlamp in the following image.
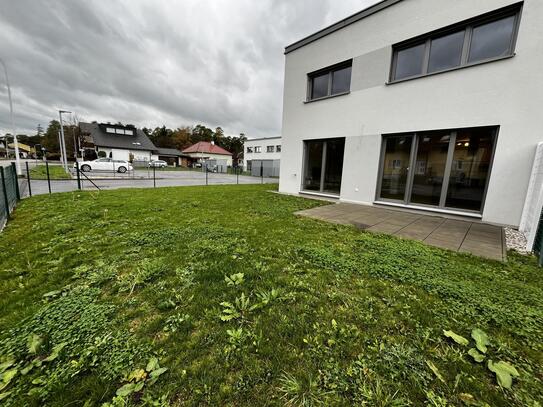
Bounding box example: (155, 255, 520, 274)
(0, 58, 21, 175)
(59, 110, 71, 171)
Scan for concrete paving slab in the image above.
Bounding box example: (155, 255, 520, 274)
(296, 202, 505, 261)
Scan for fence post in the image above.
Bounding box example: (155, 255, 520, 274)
(10, 163, 20, 201)
(205, 165, 208, 186)
(236, 166, 239, 185)
(261, 165, 264, 184)
(45, 161, 51, 194)
(153, 165, 156, 188)
(0, 167, 10, 220)
(25, 162, 32, 197)
(76, 161, 81, 190)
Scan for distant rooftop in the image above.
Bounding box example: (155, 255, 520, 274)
(182, 141, 232, 156)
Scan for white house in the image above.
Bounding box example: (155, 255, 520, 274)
(80, 122, 157, 162)
(244, 137, 281, 176)
(182, 141, 233, 167)
(279, 0, 543, 228)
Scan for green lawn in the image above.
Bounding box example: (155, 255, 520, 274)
(0, 185, 541, 406)
(28, 164, 71, 180)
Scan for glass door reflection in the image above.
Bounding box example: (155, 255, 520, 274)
(379, 135, 413, 201)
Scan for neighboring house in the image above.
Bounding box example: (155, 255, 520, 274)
(152, 147, 188, 166)
(0, 141, 34, 158)
(182, 141, 233, 167)
(279, 0, 543, 228)
(244, 137, 281, 177)
(80, 122, 156, 162)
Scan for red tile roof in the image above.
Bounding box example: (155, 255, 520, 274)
(182, 141, 232, 156)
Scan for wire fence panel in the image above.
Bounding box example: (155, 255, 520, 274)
(0, 165, 20, 228)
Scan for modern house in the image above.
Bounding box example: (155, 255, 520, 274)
(279, 0, 542, 227)
(80, 122, 157, 162)
(182, 141, 233, 168)
(244, 137, 281, 176)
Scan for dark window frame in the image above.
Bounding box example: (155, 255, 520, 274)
(254, 146, 261, 153)
(389, 3, 522, 83)
(276, 145, 282, 152)
(306, 60, 352, 102)
(267, 145, 275, 153)
(246, 146, 253, 153)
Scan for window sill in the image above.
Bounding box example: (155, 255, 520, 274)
(386, 53, 515, 85)
(304, 91, 350, 104)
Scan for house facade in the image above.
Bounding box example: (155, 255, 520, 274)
(80, 122, 157, 162)
(279, 0, 543, 227)
(244, 137, 281, 177)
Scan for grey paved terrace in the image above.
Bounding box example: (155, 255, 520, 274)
(295, 203, 506, 261)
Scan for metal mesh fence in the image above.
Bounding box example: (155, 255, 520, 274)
(0, 165, 19, 228)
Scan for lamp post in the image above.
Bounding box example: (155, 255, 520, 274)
(58, 110, 71, 170)
(0, 58, 21, 175)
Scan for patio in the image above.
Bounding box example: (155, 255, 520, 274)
(296, 203, 506, 261)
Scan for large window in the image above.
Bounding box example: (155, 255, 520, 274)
(377, 127, 497, 213)
(303, 138, 345, 195)
(390, 4, 521, 82)
(308, 61, 352, 101)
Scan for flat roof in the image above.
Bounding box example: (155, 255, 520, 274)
(245, 136, 281, 142)
(284, 0, 403, 54)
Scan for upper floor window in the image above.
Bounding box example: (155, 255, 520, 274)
(390, 4, 521, 82)
(307, 60, 352, 101)
(247, 146, 253, 153)
(276, 145, 282, 152)
(267, 146, 274, 153)
(254, 146, 261, 153)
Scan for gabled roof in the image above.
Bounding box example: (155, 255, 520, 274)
(285, 0, 403, 54)
(79, 122, 156, 151)
(182, 141, 232, 156)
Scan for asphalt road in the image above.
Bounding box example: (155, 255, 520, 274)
(20, 170, 278, 197)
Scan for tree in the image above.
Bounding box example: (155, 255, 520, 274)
(42, 120, 61, 154)
(213, 127, 224, 143)
(149, 126, 175, 148)
(171, 127, 192, 150)
(191, 125, 214, 142)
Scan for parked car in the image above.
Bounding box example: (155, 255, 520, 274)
(149, 160, 167, 168)
(75, 158, 133, 173)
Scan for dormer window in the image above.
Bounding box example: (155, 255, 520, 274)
(106, 127, 116, 133)
(115, 129, 124, 134)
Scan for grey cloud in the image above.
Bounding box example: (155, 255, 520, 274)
(0, 0, 378, 137)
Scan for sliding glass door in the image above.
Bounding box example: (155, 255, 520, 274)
(303, 138, 345, 195)
(377, 127, 496, 213)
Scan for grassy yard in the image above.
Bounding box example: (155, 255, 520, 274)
(28, 164, 71, 180)
(0, 185, 541, 406)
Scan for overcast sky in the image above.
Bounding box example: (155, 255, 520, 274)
(0, 0, 378, 138)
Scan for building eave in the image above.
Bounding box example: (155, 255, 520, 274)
(284, 0, 403, 55)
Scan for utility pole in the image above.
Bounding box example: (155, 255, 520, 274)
(0, 58, 21, 175)
(59, 110, 71, 170)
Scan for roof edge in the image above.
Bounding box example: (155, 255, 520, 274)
(284, 0, 403, 54)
